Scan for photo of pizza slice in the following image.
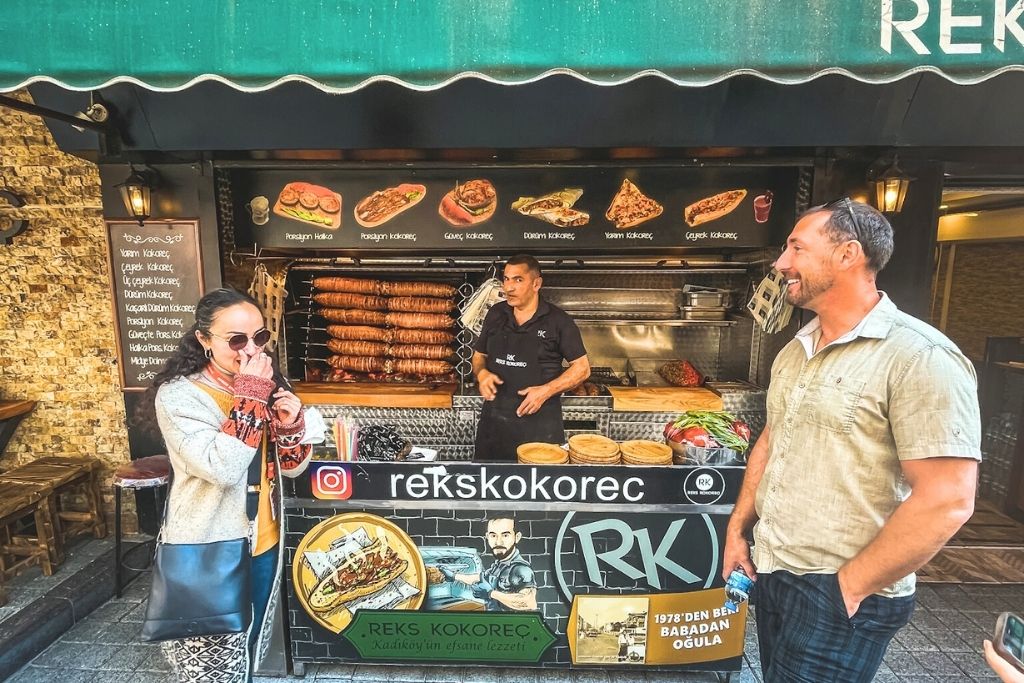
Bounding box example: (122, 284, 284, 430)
(605, 179, 664, 229)
(684, 189, 748, 227)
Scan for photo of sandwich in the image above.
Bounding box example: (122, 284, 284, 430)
(438, 179, 498, 227)
(292, 513, 425, 633)
(306, 539, 409, 614)
(512, 188, 590, 227)
(684, 189, 748, 227)
(354, 183, 427, 228)
(273, 181, 343, 229)
(605, 179, 663, 229)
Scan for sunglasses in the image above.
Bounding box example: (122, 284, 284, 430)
(822, 197, 863, 239)
(208, 328, 271, 351)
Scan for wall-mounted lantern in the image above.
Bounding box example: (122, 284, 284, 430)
(116, 166, 156, 225)
(872, 156, 914, 214)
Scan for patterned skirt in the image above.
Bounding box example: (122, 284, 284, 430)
(162, 632, 249, 683)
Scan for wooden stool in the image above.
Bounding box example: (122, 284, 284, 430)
(0, 480, 62, 605)
(0, 456, 108, 548)
(112, 455, 171, 597)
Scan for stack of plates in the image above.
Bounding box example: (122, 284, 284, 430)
(568, 434, 621, 465)
(517, 442, 570, 465)
(620, 440, 674, 466)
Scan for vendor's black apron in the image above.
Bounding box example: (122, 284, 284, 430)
(474, 324, 564, 462)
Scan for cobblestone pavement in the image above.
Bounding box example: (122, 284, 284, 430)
(7, 573, 1020, 682)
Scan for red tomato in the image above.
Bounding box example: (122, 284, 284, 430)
(731, 420, 752, 442)
(681, 426, 717, 448)
(664, 424, 686, 443)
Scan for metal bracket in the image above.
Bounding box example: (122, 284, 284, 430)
(0, 189, 29, 245)
(0, 94, 111, 133)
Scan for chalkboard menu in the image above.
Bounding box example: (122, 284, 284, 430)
(104, 220, 205, 391)
(232, 165, 798, 253)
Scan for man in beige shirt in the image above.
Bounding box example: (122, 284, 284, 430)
(724, 199, 981, 682)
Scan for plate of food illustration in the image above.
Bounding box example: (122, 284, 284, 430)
(292, 513, 425, 633)
(273, 181, 343, 229)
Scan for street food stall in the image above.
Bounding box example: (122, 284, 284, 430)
(206, 161, 805, 675)
(6, 1, 1023, 678)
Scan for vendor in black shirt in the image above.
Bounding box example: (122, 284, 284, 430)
(472, 255, 590, 461)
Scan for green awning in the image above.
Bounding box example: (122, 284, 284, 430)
(2, 0, 1023, 92)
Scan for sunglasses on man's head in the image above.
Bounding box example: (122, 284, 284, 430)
(822, 197, 862, 237)
(209, 328, 272, 351)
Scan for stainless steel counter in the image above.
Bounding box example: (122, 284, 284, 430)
(311, 385, 765, 461)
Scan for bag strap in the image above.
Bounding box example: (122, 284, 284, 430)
(244, 441, 263, 523)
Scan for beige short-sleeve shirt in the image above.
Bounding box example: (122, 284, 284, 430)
(753, 293, 981, 597)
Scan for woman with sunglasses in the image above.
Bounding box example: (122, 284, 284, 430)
(146, 288, 314, 682)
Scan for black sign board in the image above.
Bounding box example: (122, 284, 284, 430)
(287, 461, 742, 507)
(284, 505, 740, 671)
(233, 165, 797, 253)
(104, 220, 205, 390)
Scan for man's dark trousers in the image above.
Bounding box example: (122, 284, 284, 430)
(753, 570, 915, 682)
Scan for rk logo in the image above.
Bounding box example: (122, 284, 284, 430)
(554, 512, 721, 600)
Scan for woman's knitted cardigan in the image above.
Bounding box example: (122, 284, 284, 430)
(154, 372, 313, 679)
(155, 373, 309, 545)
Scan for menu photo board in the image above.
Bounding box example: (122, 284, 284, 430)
(232, 165, 798, 253)
(104, 220, 205, 390)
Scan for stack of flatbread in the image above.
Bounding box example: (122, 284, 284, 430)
(511, 188, 590, 227)
(619, 440, 674, 466)
(568, 434, 622, 465)
(517, 442, 570, 465)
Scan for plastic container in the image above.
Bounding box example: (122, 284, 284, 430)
(667, 441, 741, 465)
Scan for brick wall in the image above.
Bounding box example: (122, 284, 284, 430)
(939, 241, 1024, 362)
(932, 241, 1024, 508)
(0, 90, 132, 526)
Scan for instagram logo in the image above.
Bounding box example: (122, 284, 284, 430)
(312, 464, 352, 500)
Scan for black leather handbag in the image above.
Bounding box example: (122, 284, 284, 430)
(140, 454, 261, 642)
(140, 537, 252, 641)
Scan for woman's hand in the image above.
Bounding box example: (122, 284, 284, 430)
(984, 639, 1024, 683)
(273, 388, 302, 425)
(238, 350, 274, 379)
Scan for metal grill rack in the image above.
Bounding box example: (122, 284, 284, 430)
(281, 257, 771, 389)
(284, 264, 477, 384)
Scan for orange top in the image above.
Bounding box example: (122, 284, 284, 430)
(194, 381, 279, 555)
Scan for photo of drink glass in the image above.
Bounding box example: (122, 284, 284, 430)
(753, 191, 773, 223)
(248, 195, 270, 225)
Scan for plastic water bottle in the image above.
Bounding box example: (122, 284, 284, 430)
(724, 565, 753, 613)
